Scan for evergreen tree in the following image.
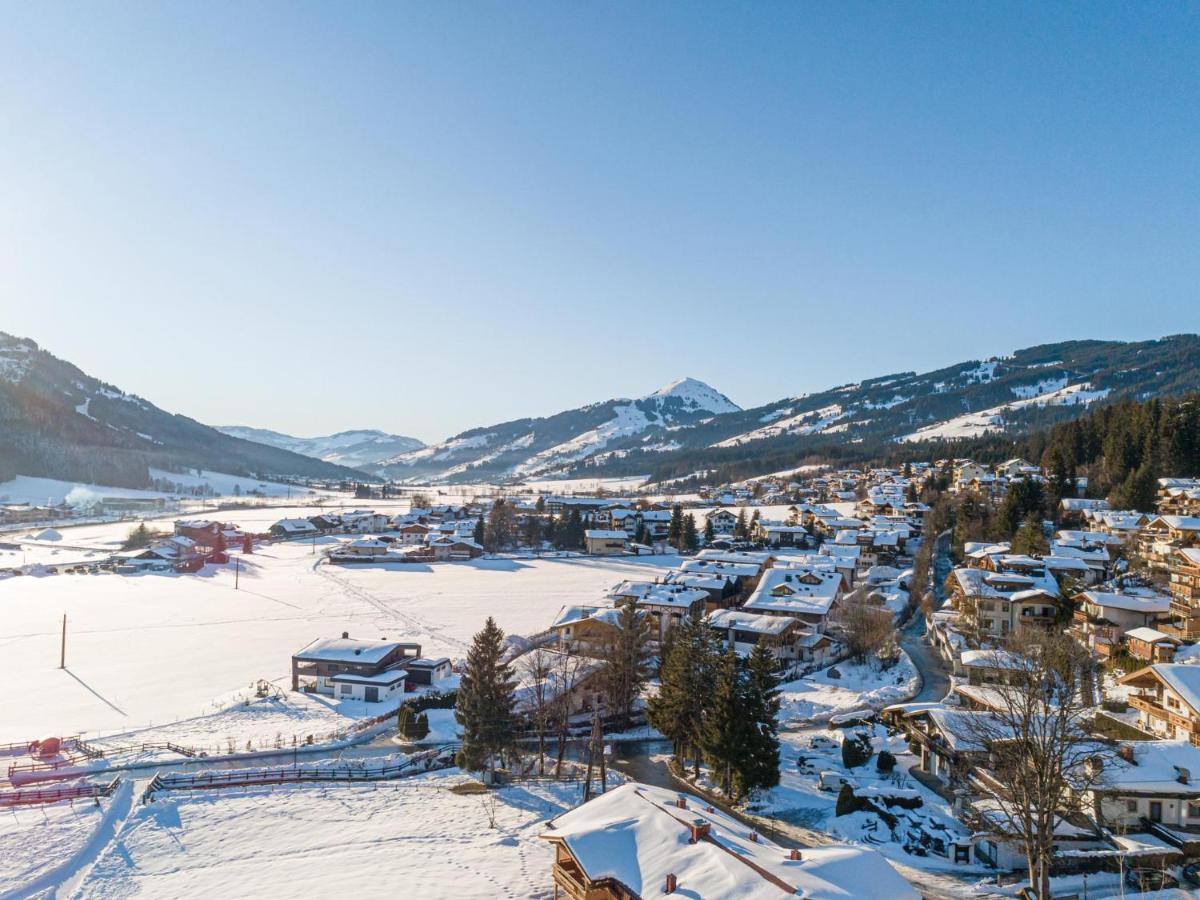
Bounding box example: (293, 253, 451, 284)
(682, 514, 699, 552)
(484, 499, 516, 551)
(522, 514, 543, 549)
(740, 644, 783, 795)
(703, 516, 715, 545)
(567, 508, 586, 549)
(734, 509, 748, 540)
(648, 612, 716, 776)
(455, 617, 516, 780)
(701, 648, 748, 797)
(242, 534, 253, 554)
(748, 509, 761, 541)
(472, 517, 485, 546)
(668, 505, 684, 549)
(633, 520, 649, 546)
(1011, 514, 1049, 557)
(599, 600, 652, 728)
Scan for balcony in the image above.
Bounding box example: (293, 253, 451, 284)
(1129, 693, 1170, 720)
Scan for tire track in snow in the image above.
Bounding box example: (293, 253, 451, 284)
(312, 561, 470, 654)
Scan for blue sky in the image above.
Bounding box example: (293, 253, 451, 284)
(1, 2, 1196, 442)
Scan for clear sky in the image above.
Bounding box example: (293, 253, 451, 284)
(1, 2, 1196, 443)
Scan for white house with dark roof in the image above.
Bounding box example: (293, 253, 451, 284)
(741, 567, 847, 631)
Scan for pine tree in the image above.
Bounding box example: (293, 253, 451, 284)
(1011, 514, 1049, 557)
(648, 612, 716, 775)
(701, 648, 748, 797)
(242, 534, 253, 554)
(748, 509, 761, 541)
(703, 516, 715, 545)
(740, 644, 783, 795)
(455, 617, 516, 780)
(682, 514, 699, 552)
(599, 600, 651, 728)
(633, 520, 649, 546)
(668, 505, 684, 550)
(472, 517, 485, 546)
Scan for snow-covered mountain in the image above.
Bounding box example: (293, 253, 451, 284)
(381, 336, 1200, 484)
(377, 377, 740, 482)
(217, 426, 425, 471)
(0, 332, 371, 488)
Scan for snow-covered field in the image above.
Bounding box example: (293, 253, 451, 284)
(0, 471, 326, 508)
(0, 518, 678, 742)
(4, 771, 598, 899)
(778, 653, 920, 724)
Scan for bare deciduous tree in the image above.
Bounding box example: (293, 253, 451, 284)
(519, 649, 555, 775)
(832, 587, 897, 663)
(963, 631, 1113, 900)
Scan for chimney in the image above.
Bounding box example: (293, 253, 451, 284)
(1178, 766, 1191, 785)
(1118, 745, 1136, 764)
(664, 873, 677, 894)
(749, 831, 759, 843)
(688, 818, 710, 843)
(675, 794, 687, 810)
(788, 849, 802, 861)
(342, 631, 349, 639)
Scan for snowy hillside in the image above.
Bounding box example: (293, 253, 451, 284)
(0, 332, 369, 488)
(218, 426, 425, 470)
(378, 377, 740, 482)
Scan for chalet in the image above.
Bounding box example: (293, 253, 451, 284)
(584, 529, 627, 556)
(706, 608, 835, 667)
(550, 606, 645, 657)
(428, 535, 484, 561)
(1167, 548, 1200, 640)
(1071, 590, 1171, 656)
(270, 518, 319, 539)
(705, 508, 738, 534)
(883, 703, 995, 791)
(1125, 627, 1179, 663)
(397, 522, 431, 545)
(957, 649, 1030, 684)
(1159, 478, 1200, 517)
(541, 783, 917, 900)
(291, 633, 421, 701)
(741, 567, 847, 631)
(1093, 740, 1200, 830)
(661, 571, 738, 608)
(1119, 663, 1200, 743)
(543, 496, 613, 517)
(1059, 497, 1109, 527)
(757, 520, 809, 547)
(636, 586, 708, 641)
(1140, 515, 1200, 569)
(945, 567, 1061, 641)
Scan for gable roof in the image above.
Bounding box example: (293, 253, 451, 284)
(542, 782, 917, 899)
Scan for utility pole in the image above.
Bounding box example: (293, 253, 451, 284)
(60, 614, 66, 669)
(234, 556, 240, 590)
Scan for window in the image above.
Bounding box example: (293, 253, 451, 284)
(1190, 802, 1200, 818)
(340, 684, 352, 695)
(1127, 800, 1139, 813)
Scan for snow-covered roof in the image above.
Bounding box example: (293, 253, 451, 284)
(1101, 740, 1200, 796)
(584, 529, 628, 540)
(542, 782, 917, 899)
(293, 637, 412, 664)
(743, 568, 843, 617)
(1124, 627, 1177, 645)
(330, 669, 407, 686)
(1134, 664, 1200, 715)
(959, 649, 1030, 671)
(1078, 591, 1171, 614)
(706, 608, 797, 636)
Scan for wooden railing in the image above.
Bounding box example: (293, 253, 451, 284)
(0, 777, 120, 808)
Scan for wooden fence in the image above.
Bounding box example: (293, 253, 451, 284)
(0, 778, 120, 808)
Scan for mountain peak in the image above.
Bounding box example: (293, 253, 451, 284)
(646, 377, 740, 414)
